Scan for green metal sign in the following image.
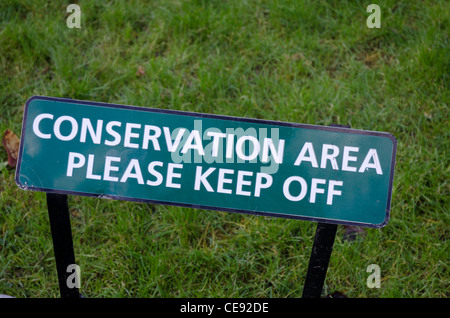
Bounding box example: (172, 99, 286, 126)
(16, 96, 397, 228)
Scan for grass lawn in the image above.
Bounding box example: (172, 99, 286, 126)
(0, 0, 448, 298)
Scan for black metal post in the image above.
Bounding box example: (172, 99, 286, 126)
(46, 193, 81, 298)
(302, 222, 338, 298)
(301, 124, 349, 298)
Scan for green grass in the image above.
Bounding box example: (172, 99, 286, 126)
(0, 0, 448, 298)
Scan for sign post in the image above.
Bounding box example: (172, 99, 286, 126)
(46, 193, 81, 298)
(15, 96, 397, 297)
(302, 222, 338, 298)
(302, 125, 349, 298)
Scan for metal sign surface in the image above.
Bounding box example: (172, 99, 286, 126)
(16, 96, 397, 228)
